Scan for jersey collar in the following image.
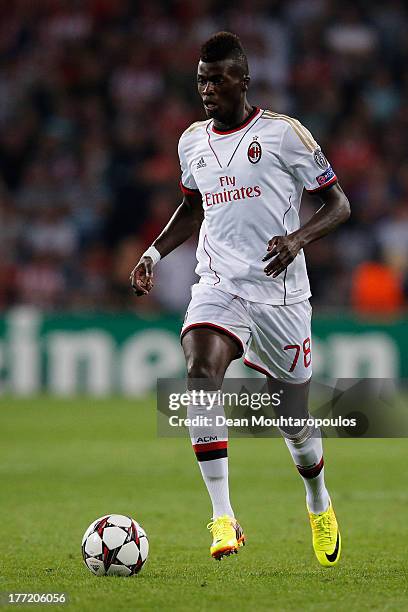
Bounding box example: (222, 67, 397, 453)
(211, 106, 261, 135)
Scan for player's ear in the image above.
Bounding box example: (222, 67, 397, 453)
(242, 75, 250, 91)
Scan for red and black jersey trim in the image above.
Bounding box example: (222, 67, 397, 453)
(181, 322, 244, 359)
(203, 234, 221, 285)
(296, 456, 324, 479)
(193, 440, 228, 462)
(306, 177, 338, 193)
(282, 196, 292, 306)
(212, 106, 261, 135)
(179, 180, 200, 196)
(243, 358, 273, 378)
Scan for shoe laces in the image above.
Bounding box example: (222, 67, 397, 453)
(207, 516, 234, 540)
(310, 512, 333, 548)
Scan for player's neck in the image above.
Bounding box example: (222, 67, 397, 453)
(212, 101, 254, 132)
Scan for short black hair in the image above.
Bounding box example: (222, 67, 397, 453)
(200, 31, 249, 75)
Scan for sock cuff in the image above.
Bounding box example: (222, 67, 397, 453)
(187, 390, 228, 461)
(193, 440, 228, 462)
(192, 439, 227, 451)
(296, 456, 324, 479)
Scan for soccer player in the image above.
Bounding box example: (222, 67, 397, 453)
(130, 32, 350, 566)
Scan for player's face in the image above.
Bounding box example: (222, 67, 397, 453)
(197, 59, 247, 123)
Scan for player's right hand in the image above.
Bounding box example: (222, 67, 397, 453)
(130, 257, 154, 296)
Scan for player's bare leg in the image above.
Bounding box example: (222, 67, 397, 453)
(183, 328, 236, 391)
(267, 377, 341, 566)
(182, 328, 245, 559)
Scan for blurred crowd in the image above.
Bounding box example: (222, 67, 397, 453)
(0, 0, 407, 314)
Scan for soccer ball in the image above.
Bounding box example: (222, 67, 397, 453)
(81, 514, 149, 576)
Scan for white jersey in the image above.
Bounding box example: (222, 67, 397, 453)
(178, 107, 338, 305)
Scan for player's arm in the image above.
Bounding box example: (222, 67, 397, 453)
(263, 120, 350, 278)
(130, 191, 203, 296)
(263, 182, 350, 278)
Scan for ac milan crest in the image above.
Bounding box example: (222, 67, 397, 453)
(248, 139, 262, 164)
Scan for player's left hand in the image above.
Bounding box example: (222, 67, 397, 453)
(262, 234, 301, 277)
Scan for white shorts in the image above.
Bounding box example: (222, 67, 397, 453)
(181, 283, 312, 383)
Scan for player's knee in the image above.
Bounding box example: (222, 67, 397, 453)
(186, 356, 222, 389)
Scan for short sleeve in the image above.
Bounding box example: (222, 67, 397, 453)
(178, 135, 200, 195)
(279, 121, 338, 193)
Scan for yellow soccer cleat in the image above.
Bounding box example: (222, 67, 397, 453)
(207, 515, 245, 560)
(308, 501, 341, 567)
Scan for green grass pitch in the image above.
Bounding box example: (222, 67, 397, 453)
(1, 397, 407, 611)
